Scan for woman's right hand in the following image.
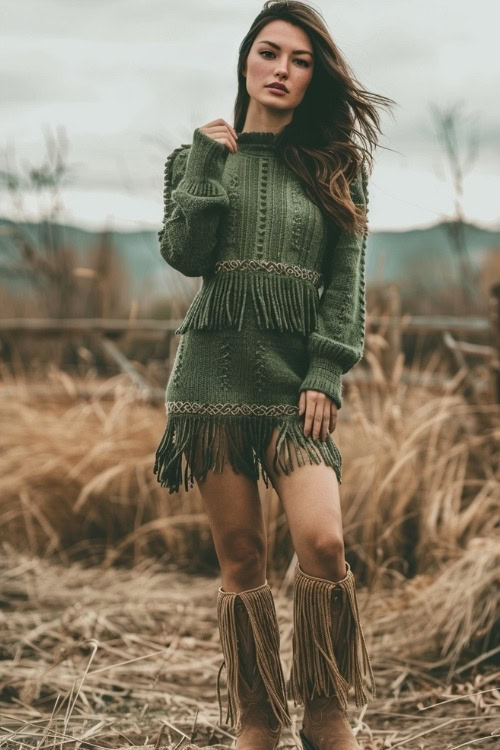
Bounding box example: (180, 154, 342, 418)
(199, 118, 239, 153)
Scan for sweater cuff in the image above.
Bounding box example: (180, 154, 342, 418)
(299, 357, 344, 410)
(184, 127, 229, 183)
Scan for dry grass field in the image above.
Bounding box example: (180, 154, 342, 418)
(1, 362, 499, 748)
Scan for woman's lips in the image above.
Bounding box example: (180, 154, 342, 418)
(266, 86, 287, 95)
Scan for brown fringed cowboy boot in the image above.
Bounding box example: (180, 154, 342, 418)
(289, 561, 376, 750)
(216, 579, 292, 749)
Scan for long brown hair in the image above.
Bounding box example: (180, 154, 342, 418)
(233, 0, 396, 235)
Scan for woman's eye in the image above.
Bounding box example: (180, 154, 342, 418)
(259, 50, 309, 67)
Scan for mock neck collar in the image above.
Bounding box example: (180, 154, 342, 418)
(235, 130, 282, 154)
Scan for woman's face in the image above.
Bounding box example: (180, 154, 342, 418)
(242, 19, 314, 115)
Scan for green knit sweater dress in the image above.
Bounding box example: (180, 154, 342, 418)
(153, 126, 368, 494)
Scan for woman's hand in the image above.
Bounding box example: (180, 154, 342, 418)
(200, 118, 239, 153)
(298, 389, 337, 441)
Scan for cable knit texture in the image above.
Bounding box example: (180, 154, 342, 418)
(154, 127, 369, 494)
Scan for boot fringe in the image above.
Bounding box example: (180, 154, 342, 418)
(216, 582, 291, 730)
(175, 268, 322, 336)
(153, 412, 342, 494)
(290, 561, 376, 711)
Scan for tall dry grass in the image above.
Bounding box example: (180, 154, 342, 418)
(1, 541, 498, 749)
(1, 353, 498, 585)
(1, 350, 499, 748)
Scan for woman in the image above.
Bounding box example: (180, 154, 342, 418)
(154, 2, 395, 748)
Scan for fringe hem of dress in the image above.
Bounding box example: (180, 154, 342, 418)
(153, 414, 342, 494)
(175, 269, 321, 336)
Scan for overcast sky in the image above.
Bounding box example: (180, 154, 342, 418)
(1, 0, 498, 233)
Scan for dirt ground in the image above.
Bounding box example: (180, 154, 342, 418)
(1, 549, 499, 748)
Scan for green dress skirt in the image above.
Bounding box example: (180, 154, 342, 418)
(153, 303, 342, 494)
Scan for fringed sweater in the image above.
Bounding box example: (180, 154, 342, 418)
(158, 126, 368, 410)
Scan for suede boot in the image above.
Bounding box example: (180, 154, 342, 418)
(216, 580, 291, 749)
(289, 561, 376, 750)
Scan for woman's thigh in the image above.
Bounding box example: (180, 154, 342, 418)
(191, 433, 268, 592)
(262, 427, 346, 579)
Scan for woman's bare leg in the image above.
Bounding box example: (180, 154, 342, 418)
(193, 449, 268, 592)
(192, 441, 291, 745)
(261, 428, 374, 750)
(262, 427, 346, 581)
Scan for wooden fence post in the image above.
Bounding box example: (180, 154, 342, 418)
(489, 282, 500, 403)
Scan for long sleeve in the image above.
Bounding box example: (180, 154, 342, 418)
(158, 127, 230, 277)
(299, 165, 369, 409)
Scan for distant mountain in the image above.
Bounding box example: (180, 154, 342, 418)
(366, 222, 500, 290)
(0, 218, 198, 306)
(1, 217, 498, 304)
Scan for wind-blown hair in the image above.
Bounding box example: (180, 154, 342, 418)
(233, 0, 396, 235)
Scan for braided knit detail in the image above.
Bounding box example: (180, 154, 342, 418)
(290, 561, 376, 711)
(219, 336, 231, 393)
(359, 162, 369, 347)
(216, 582, 291, 730)
(255, 158, 270, 259)
(255, 339, 266, 398)
(171, 336, 185, 387)
(166, 401, 298, 417)
(215, 259, 323, 287)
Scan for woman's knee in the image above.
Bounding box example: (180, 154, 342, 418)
(219, 529, 267, 590)
(220, 527, 266, 566)
(301, 532, 346, 579)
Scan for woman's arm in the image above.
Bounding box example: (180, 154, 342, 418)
(158, 127, 230, 277)
(299, 165, 369, 410)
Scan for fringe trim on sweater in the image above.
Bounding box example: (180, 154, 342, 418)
(216, 582, 291, 730)
(290, 561, 376, 711)
(153, 412, 342, 494)
(175, 269, 321, 335)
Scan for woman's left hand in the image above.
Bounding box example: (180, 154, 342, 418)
(298, 389, 337, 441)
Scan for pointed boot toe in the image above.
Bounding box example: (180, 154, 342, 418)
(301, 694, 360, 749)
